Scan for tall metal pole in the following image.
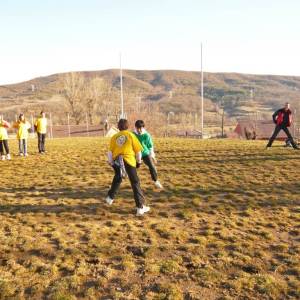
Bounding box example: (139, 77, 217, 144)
(120, 53, 124, 119)
(67, 113, 71, 138)
(201, 43, 204, 138)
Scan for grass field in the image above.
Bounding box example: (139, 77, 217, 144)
(0, 137, 299, 300)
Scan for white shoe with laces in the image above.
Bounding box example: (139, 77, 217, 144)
(136, 205, 150, 216)
(154, 180, 163, 189)
(105, 196, 114, 205)
(1, 155, 5, 161)
(6, 154, 11, 160)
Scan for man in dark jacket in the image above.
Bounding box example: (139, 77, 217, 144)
(266, 103, 299, 149)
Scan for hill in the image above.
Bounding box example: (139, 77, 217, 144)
(1, 70, 300, 123)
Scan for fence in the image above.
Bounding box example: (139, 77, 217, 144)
(3, 110, 300, 139)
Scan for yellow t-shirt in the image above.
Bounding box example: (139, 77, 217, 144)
(15, 121, 31, 139)
(109, 130, 143, 167)
(35, 117, 47, 134)
(0, 122, 8, 140)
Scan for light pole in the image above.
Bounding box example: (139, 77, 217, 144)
(119, 53, 124, 119)
(201, 42, 204, 138)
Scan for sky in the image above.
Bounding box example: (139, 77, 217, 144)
(1, 0, 300, 84)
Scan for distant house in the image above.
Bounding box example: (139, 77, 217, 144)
(234, 119, 298, 140)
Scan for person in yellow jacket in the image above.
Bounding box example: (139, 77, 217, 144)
(0, 115, 11, 160)
(106, 118, 150, 216)
(13, 114, 31, 157)
(34, 111, 47, 154)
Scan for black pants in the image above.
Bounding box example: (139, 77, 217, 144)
(142, 155, 158, 182)
(267, 125, 298, 148)
(38, 133, 46, 152)
(0, 140, 9, 155)
(108, 161, 145, 208)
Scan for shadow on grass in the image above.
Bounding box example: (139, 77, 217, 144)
(0, 181, 299, 216)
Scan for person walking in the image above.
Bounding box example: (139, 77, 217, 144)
(13, 114, 31, 156)
(106, 119, 150, 216)
(34, 111, 47, 154)
(266, 103, 299, 149)
(134, 120, 163, 189)
(0, 115, 11, 160)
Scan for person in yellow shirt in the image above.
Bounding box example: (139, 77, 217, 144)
(106, 118, 150, 216)
(0, 115, 11, 160)
(34, 111, 47, 154)
(13, 114, 31, 157)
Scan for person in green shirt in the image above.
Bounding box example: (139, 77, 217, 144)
(134, 120, 163, 189)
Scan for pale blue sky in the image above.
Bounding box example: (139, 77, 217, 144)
(1, 0, 300, 84)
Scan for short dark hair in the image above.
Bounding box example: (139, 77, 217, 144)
(135, 120, 145, 129)
(118, 119, 129, 131)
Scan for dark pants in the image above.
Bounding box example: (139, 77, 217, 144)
(0, 140, 9, 155)
(107, 161, 145, 208)
(38, 133, 46, 153)
(142, 155, 158, 182)
(267, 125, 298, 148)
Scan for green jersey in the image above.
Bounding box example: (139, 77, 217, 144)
(133, 130, 154, 157)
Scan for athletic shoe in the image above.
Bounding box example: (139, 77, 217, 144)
(6, 154, 11, 160)
(265, 146, 271, 150)
(1, 155, 5, 161)
(154, 180, 163, 189)
(24, 153, 28, 157)
(136, 206, 150, 216)
(19, 153, 24, 156)
(105, 196, 114, 205)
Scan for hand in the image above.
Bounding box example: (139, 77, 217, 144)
(152, 157, 157, 164)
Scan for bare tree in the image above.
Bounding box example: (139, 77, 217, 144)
(62, 73, 85, 125)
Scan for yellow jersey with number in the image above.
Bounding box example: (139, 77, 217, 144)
(35, 117, 47, 134)
(109, 130, 143, 167)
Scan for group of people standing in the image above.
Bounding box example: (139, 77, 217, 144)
(0, 111, 47, 160)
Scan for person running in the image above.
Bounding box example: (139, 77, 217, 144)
(266, 103, 299, 149)
(0, 115, 11, 160)
(34, 111, 47, 154)
(106, 118, 150, 216)
(134, 120, 163, 189)
(13, 114, 31, 156)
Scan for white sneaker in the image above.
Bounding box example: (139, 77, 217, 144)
(105, 196, 114, 205)
(1, 155, 5, 161)
(136, 206, 150, 216)
(6, 154, 11, 160)
(19, 153, 24, 156)
(24, 153, 29, 157)
(154, 180, 163, 189)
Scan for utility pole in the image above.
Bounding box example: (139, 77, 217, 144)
(201, 43, 204, 138)
(120, 53, 124, 119)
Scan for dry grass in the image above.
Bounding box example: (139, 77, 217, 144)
(0, 137, 299, 299)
